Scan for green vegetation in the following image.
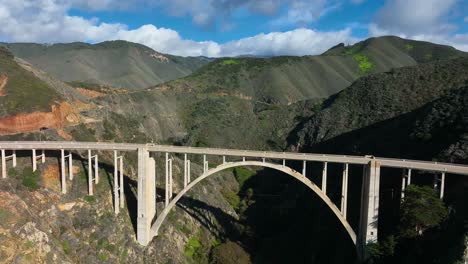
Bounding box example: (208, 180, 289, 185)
(210, 241, 251, 264)
(84, 195, 96, 204)
(62, 240, 71, 255)
(21, 167, 40, 190)
(399, 185, 447, 238)
(70, 124, 97, 142)
(404, 44, 414, 51)
(98, 253, 108, 261)
(353, 54, 374, 74)
(25, 240, 33, 248)
(233, 167, 255, 189)
(184, 236, 201, 258)
(102, 120, 116, 141)
(8, 168, 17, 178)
(220, 189, 240, 210)
(221, 59, 240, 65)
(367, 185, 450, 263)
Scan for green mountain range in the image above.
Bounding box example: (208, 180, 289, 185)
(1, 40, 212, 90)
(163, 36, 466, 104)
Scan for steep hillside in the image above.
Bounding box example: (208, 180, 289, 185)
(1, 41, 212, 90)
(324, 36, 465, 66)
(163, 36, 466, 105)
(290, 57, 468, 150)
(0, 47, 62, 116)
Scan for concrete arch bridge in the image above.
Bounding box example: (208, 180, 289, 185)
(1, 141, 467, 258)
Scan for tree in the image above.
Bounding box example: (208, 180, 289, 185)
(399, 185, 448, 239)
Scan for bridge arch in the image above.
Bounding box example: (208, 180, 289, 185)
(150, 161, 357, 244)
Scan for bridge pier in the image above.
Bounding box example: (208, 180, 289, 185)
(1, 149, 5, 179)
(114, 151, 124, 214)
(358, 160, 381, 257)
(165, 153, 169, 207)
(87, 150, 99, 195)
(1, 150, 16, 178)
(322, 162, 328, 194)
(32, 149, 45, 172)
(341, 163, 349, 219)
(184, 154, 188, 187)
(440, 172, 445, 199)
(137, 147, 156, 246)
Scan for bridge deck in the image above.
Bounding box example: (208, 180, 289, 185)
(0, 141, 467, 175)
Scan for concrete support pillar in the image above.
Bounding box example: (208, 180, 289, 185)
(114, 150, 120, 215)
(68, 152, 73, 180)
(184, 154, 188, 188)
(32, 149, 37, 172)
(119, 155, 124, 209)
(242, 157, 246, 163)
(203, 155, 207, 173)
(341, 163, 349, 219)
(12, 150, 16, 168)
(88, 150, 93, 196)
(61, 149, 66, 194)
(262, 157, 266, 163)
(358, 160, 380, 250)
(169, 158, 173, 198)
(302, 160, 307, 177)
(440, 173, 445, 199)
(94, 154, 99, 184)
(1, 149, 5, 179)
(322, 162, 328, 194)
(282, 159, 285, 167)
(41, 150, 45, 163)
(187, 160, 191, 183)
(137, 147, 155, 246)
(407, 169, 412, 185)
(401, 175, 406, 199)
(165, 153, 169, 207)
(223, 156, 226, 164)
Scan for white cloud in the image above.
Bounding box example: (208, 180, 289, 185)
(372, 0, 458, 35)
(0, 0, 357, 57)
(272, 0, 340, 26)
(219, 28, 357, 56)
(367, 0, 468, 52)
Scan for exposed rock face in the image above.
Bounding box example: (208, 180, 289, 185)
(0, 101, 91, 136)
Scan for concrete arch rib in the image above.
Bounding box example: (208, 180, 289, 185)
(150, 161, 357, 244)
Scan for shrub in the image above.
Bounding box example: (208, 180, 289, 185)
(221, 189, 240, 210)
(62, 240, 71, 255)
(353, 54, 374, 74)
(233, 167, 255, 189)
(21, 167, 40, 190)
(184, 237, 201, 258)
(84, 195, 96, 204)
(399, 185, 448, 238)
(405, 44, 414, 51)
(221, 59, 240, 65)
(210, 241, 251, 264)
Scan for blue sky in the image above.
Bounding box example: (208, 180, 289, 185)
(0, 0, 467, 56)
